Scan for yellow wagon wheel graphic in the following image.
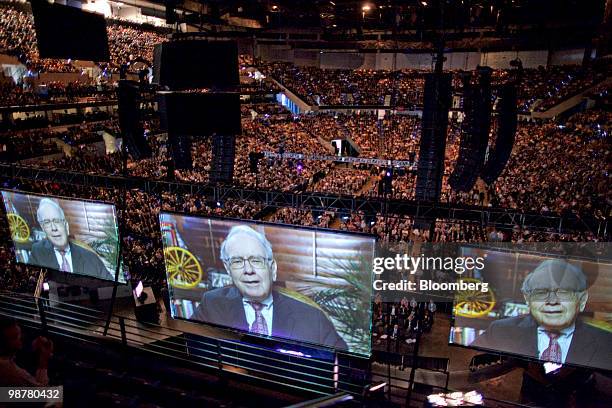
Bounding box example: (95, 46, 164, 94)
(454, 277, 496, 318)
(164, 247, 203, 289)
(7, 214, 30, 243)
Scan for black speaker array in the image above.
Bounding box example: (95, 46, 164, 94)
(154, 40, 240, 175)
(481, 83, 518, 184)
(449, 67, 492, 192)
(249, 152, 264, 173)
(415, 73, 453, 202)
(210, 135, 236, 184)
(157, 92, 241, 136)
(117, 81, 152, 160)
(31, 0, 110, 62)
(166, 134, 192, 171)
(165, 0, 178, 25)
(152, 40, 239, 91)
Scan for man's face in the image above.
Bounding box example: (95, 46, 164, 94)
(39, 204, 69, 250)
(224, 233, 276, 302)
(1, 325, 22, 355)
(525, 271, 587, 331)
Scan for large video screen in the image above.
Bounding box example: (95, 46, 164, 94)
(158, 92, 242, 136)
(160, 213, 376, 355)
(31, 1, 110, 62)
(450, 244, 612, 371)
(154, 40, 239, 90)
(1, 191, 122, 282)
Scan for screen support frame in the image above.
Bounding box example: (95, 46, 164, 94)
(104, 88, 131, 335)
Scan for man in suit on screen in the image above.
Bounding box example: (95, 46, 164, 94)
(472, 259, 612, 370)
(29, 198, 114, 281)
(192, 225, 348, 350)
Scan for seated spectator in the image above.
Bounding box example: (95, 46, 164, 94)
(0, 317, 53, 386)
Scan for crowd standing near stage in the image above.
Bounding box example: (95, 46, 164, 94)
(372, 295, 438, 352)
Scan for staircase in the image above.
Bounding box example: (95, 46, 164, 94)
(531, 77, 612, 120)
(357, 175, 379, 197)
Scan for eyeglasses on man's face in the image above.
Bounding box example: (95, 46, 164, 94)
(528, 288, 578, 301)
(227, 256, 268, 270)
(40, 218, 65, 229)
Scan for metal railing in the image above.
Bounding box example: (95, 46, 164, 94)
(0, 162, 606, 235)
(0, 290, 533, 407)
(0, 291, 362, 398)
(284, 393, 354, 408)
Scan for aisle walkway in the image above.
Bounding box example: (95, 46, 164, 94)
(356, 174, 379, 196)
(532, 76, 612, 119)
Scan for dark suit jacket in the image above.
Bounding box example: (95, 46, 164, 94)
(387, 326, 404, 342)
(30, 240, 114, 281)
(472, 315, 612, 370)
(192, 286, 348, 350)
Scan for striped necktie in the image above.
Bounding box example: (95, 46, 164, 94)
(541, 331, 562, 364)
(248, 301, 269, 335)
(59, 249, 71, 273)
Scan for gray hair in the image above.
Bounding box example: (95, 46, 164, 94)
(521, 259, 587, 294)
(36, 198, 65, 224)
(220, 225, 274, 262)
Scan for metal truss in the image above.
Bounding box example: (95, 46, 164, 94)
(0, 100, 117, 115)
(0, 163, 607, 237)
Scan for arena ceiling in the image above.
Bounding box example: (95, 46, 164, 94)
(152, 0, 605, 32)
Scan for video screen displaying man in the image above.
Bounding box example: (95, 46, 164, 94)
(450, 246, 612, 371)
(1, 191, 121, 282)
(473, 259, 611, 367)
(194, 225, 347, 349)
(161, 214, 375, 355)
